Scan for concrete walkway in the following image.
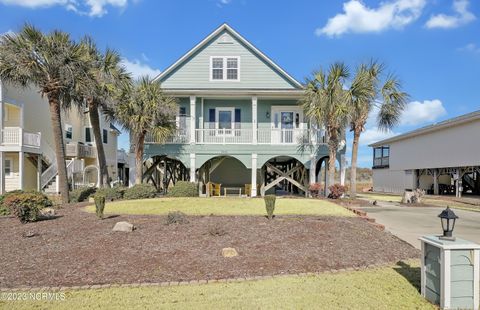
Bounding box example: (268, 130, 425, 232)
(359, 203, 480, 249)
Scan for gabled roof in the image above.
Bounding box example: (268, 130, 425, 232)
(369, 109, 480, 147)
(153, 23, 303, 89)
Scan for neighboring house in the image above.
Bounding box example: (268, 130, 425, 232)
(0, 81, 120, 194)
(117, 148, 130, 187)
(139, 23, 346, 197)
(370, 110, 480, 197)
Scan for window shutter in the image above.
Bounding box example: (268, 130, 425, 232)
(209, 109, 215, 129)
(234, 108, 241, 136)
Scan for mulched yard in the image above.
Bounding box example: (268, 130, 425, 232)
(0, 204, 419, 288)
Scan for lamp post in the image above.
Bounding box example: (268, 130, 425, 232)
(438, 206, 458, 240)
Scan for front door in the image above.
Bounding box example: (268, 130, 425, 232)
(271, 106, 302, 144)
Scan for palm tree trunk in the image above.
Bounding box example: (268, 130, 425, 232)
(350, 128, 361, 198)
(88, 98, 110, 188)
(135, 132, 145, 185)
(47, 93, 69, 204)
(326, 130, 337, 196)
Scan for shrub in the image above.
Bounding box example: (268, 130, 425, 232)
(124, 184, 158, 200)
(309, 182, 323, 198)
(328, 184, 346, 199)
(70, 187, 96, 203)
(167, 181, 198, 197)
(208, 224, 227, 236)
(264, 195, 276, 220)
(96, 186, 125, 202)
(4, 191, 53, 223)
(166, 211, 189, 225)
(94, 195, 106, 219)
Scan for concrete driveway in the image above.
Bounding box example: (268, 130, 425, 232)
(359, 204, 480, 249)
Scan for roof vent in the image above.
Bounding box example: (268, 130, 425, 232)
(218, 34, 233, 44)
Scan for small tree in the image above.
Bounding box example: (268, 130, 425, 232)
(264, 195, 276, 219)
(114, 76, 177, 184)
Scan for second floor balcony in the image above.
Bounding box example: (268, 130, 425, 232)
(1, 127, 41, 148)
(146, 126, 326, 145)
(66, 142, 96, 158)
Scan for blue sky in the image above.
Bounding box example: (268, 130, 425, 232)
(0, 0, 479, 167)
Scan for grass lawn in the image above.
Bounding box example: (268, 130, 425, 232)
(4, 261, 433, 310)
(358, 193, 480, 212)
(85, 197, 354, 217)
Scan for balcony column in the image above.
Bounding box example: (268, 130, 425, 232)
(19, 151, 24, 190)
(252, 96, 257, 144)
(0, 152, 4, 194)
(309, 154, 316, 185)
(199, 98, 204, 143)
(251, 154, 258, 197)
(433, 169, 439, 195)
(190, 153, 196, 183)
(37, 154, 42, 191)
(190, 96, 196, 144)
(340, 154, 346, 186)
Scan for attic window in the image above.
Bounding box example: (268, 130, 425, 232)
(218, 34, 233, 44)
(210, 56, 240, 81)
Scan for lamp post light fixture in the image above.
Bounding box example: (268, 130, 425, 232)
(438, 206, 458, 240)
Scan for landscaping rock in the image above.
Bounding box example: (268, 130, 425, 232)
(39, 207, 56, 218)
(112, 221, 135, 232)
(221, 247, 238, 258)
(401, 189, 425, 204)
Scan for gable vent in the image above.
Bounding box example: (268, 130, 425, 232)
(218, 34, 234, 44)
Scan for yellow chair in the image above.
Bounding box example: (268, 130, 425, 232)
(207, 182, 222, 197)
(244, 184, 259, 196)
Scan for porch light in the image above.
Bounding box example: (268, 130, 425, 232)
(266, 111, 270, 119)
(438, 207, 458, 240)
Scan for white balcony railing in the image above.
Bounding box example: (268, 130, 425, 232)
(145, 126, 326, 145)
(1, 127, 41, 148)
(66, 142, 96, 158)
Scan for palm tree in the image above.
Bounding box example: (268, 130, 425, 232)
(347, 62, 408, 198)
(115, 76, 177, 185)
(302, 62, 350, 194)
(0, 25, 91, 203)
(80, 38, 131, 187)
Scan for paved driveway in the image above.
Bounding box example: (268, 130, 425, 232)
(359, 204, 480, 249)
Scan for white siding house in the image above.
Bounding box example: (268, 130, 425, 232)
(370, 110, 480, 197)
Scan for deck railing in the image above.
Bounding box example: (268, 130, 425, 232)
(66, 142, 96, 158)
(146, 127, 325, 145)
(1, 127, 41, 148)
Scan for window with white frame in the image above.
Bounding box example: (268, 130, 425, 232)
(210, 57, 239, 81)
(85, 127, 93, 143)
(102, 129, 108, 144)
(216, 107, 235, 134)
(65, 124, 73, 140)
(4, 158, 12, 177)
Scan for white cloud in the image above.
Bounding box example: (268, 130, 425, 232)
(458, 43, 480, 53)
(316, 0, 426, 37)
(400, 99, 447, 126)
(216, 0, 232, 8)
(0, 0, 129, 17)
(360, 127, 398, 146)
(121, 58, 161, 79)
(426, 0, 475, 29)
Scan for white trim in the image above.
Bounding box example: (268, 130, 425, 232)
(154, 23, 303, 89)
(474, 249, 479, 310)
(65, 123, 73, 140)
(4, 157, 12, 178)
(209, 56, 240, 82)
(215, 107, 235, 134)
(270, 106, 303, 129)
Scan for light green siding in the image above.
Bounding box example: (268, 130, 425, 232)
(450, 250, 475, 309)
(424, 243, 441, 305)
(160, 30, 299, 90)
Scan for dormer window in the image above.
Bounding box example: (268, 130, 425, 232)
(210, 56, 240, 81)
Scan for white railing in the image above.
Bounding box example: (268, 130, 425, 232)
(195, 128, 253, 144)
(145, 129, 190, 144)
(41, 159, 57, 189)
(145, 127, 326, 145)
(1, 127, 41, 148)
(66, 142, 96, 158)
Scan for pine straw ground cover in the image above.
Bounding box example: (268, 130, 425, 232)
(0, 202, 418, 289)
